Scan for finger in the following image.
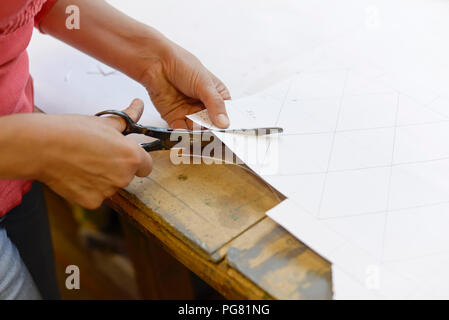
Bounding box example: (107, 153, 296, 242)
(197, 73, 230, 128)
(163, 102, 203, 129)
(103, 187, 118, 198)
(81, 193, 104, 210)
(103, 98, 144, 132)
(209, 72, 231, 100)
(124, 98, 145, 122)
(135, 149, 153, 177)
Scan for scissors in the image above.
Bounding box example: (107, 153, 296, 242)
(95, 109, 283, 152)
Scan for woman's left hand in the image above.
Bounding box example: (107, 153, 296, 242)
(139, 40, 231, 129)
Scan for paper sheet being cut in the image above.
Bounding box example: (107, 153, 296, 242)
(188, 42, 449, 298)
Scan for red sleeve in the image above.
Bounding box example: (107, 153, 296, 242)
(34, 0, 58, 33)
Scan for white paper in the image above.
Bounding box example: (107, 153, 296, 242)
(188, 5, 449, 296)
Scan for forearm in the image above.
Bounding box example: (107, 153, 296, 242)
(40, 0, 169, 82)
(0, 114, 48, 180)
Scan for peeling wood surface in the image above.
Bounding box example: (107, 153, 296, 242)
(227, 218, 332, 299)
(111, 150, 332, 299)
(107, 193, 271, 299)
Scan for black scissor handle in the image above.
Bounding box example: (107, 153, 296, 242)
(95, 110, 143, 135)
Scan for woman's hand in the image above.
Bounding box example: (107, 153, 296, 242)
(0, 99, 151, 210)
(38, 99, 152, 209)
(140, 40, 231, 129)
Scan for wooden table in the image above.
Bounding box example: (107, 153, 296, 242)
(106, 150, 332, 299)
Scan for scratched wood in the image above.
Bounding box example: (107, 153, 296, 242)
(226, 217, 332, 300)
(107, 193, 273, 299)
(122, 150, 280, 262)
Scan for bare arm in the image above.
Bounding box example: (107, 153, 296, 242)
(0, 114, 45, 180)
(40, 0, 163, 83)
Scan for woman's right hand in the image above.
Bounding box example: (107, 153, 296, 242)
(31, 99, 152, 209)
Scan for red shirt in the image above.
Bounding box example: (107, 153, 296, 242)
(0, 0, 57, 217)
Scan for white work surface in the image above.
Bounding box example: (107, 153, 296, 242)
(28, 0, 449, 299)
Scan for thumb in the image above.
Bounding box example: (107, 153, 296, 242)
(197, 74, 230, 128)
(103, 98, 144, 132)
(123, 98, 144, 122)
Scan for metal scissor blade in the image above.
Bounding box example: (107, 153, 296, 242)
(138, 126, 283, 141)
(187, 127, 283, 136)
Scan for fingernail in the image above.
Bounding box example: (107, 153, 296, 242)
(216, 114, 230, 128)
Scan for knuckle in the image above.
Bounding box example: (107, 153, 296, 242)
(123, 145, 142, 168)
(129, 152, 142, 168)
(103, 188, 117, 198)
(83, 195, 103, 210)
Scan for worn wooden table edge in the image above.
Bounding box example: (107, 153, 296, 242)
(116, 188, 227, 262)
(106, 193, 275, 300)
